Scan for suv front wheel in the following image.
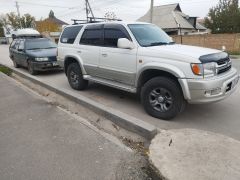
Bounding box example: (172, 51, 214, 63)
(67, 63, 88, 90)
(141, 77, 185, 120)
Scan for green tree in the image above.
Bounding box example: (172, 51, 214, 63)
(205, 0, 240, 33)
(20, 13, 35, 28)
(3, 12, 35, 29)
(0, 14, 9, 28)
(0, 25, 4, 37)
(0, 14, 8, 36)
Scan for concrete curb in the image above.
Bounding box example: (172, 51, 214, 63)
(0, 64, 158, 139)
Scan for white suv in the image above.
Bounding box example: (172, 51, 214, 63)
(57, 21, 239, 120)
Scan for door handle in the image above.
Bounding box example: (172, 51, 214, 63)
(77, 51, 82, 54)
(102, 53, 108, 57)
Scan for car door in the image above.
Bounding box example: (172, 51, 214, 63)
(98, 24, 137, 86)
(79, 24, 103, 77)
(16, 40, 27, 67)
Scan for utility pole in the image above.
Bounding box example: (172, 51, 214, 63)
(85, 0, 88, 22)
(15, 1, 22, 29)
(150, 0, 154, 23)
(172, 11, 182, 44)
(85, 0, 95, 22)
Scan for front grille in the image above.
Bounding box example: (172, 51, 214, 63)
(218, 65, 231, 74)
(217, 57, 232, 75)
(217, 57, 230, 65)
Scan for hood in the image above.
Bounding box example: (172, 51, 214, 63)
(26, 48, 57, 58)
(143, 44, 222, 63)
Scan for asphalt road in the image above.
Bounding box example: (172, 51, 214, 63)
(1, 45, 240, 140)
(0, 73, 134, 180)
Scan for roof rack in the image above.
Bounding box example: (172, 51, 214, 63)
(71, 17, 122, 25)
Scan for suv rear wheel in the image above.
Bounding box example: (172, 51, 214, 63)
(67, 63, 88, 90)
(141, 77, 185, 120)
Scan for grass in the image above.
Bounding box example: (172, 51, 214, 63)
(0, 65, 12, 76)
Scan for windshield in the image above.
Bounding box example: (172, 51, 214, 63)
(128, 24, 174, 47)
(26, 39, 57, 50)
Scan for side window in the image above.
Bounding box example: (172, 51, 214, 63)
(18, 40, 24, 50)
(80, 29, 103, 46)
(11, 40, 19, 49)
(104, 29, 129, 47)
(60, 26, 82, 44)
(10, 40, 17, 48)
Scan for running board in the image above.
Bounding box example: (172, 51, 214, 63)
(83, 75, 137, 93)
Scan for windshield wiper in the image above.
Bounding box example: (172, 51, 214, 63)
(148, 41, 176, 47)
(44, 47, 56, 49)
(149, 42, 168, 46)
(27, 48, 42, 50)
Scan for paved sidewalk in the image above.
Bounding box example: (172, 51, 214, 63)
(149, 129, 240, 180)
(0, 73, 133, 180)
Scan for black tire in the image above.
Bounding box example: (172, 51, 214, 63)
(13, 60, 20, 68)
(141, 77, 185, 120)
(28, 61, 37, 75)
(67, 63, 88, 90)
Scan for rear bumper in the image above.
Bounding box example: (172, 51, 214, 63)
(31, 61, 62, 71)
(181, 68, 239, 104)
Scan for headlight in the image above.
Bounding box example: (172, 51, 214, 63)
(35, 57, 49, 61)
(203, 62, 217, 77)
(191, 62, 217, 77)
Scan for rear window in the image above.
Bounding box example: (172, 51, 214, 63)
(80, 29, 103, 46)
(60, 26, 82, 44)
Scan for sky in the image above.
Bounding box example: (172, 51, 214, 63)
(0, 0, 220, 23)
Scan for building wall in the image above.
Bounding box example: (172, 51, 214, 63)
(171, 33, 240, 53)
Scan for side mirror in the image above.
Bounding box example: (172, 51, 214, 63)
(117, 38, 135, 49)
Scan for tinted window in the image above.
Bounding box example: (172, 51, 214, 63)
(60, 26, 82, 44)
(11, 40, 19, 49)
(25, 39, 57, 50)
(80, 29, 103, 46)
(104, 29, 129, 47)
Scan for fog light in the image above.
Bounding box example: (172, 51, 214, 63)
(205, 88, 221, 96)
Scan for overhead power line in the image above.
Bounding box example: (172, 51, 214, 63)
(18, 1, 72, 9)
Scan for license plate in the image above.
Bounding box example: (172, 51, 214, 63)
(52, 62, 58, 66)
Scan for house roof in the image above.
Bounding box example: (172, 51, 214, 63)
(196, 22, 207, 30)
(138, 3, 199, 30)
(44, 17, 68, 26)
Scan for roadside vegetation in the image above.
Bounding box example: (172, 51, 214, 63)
(0, 65, 12, 76)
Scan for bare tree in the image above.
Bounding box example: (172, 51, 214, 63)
(104, 11, 118, 21)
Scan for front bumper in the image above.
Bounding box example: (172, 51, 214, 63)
(183, 68, 239, 104)
(31, 61, 62, 71)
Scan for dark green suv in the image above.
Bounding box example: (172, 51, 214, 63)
(9, 38, 60, 75)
